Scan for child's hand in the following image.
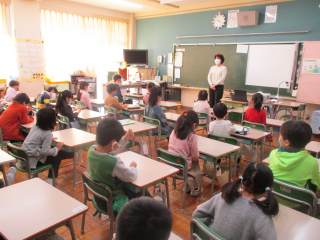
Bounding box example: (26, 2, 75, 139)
(56, 142, 64, 151)
(52, 137, 58, 140)
(130, 161, 137, 168)
(124, 129, 134, 141)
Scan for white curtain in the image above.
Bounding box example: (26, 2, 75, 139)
(40, 9, 128, 85)
(0, 4, 17, 81)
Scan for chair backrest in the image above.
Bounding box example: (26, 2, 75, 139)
(142, 115, 161, 136)
(195, 111, 210, 127)
(242, 120, 266, 131)
(82, 172, 114, 218)
(273, 178, 318, 217)
(298, 104, 306, 111)
(190, 218, 226, 240)
(57, 113, 70, 129)
(207, 133, 239, 146)
(104, 106, 116, 118)
(157, 148, 188, 181)
(7, 143, 31, 175)
(75, 100, 85, 108)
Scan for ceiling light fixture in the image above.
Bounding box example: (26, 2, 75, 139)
(160, 0, 183, 3)
(107, 0, 143, 8)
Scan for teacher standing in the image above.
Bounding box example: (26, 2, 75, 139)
(207, 54, 227, 108)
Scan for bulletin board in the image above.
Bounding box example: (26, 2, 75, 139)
(15, 38, 46, 82)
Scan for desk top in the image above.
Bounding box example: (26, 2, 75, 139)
(165, 112, 181, 122)
(118, 151, 179, 188)
(90, 99, 105, 105)
(76, 109, 106, 120)
(0, 178, 88, 240)
(122, 121, 157, 134)
(305, 141, 320, 154)
(220, 98, 249, 105)
(160, 101, 182, 107)
(274, 204, 320, 240)
(266, 119, 284, 127)
(272, 101, 303, 108)
(20, 119, 36, 129)
(232, 124, 270, 140)
(52, 128, 96, 148)
(0, 149, 16, 165)
(123, 106, 145, 112)
(197, 135, 240, 158)
(123, 93, 144, 98)
(169, 232, 182, 240)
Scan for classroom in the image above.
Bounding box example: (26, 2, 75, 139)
(0, 0, 320, 239)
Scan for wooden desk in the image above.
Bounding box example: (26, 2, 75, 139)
(76, 109, 106, 131)
(118, 151, 179, 210)
(274, 204, 320, 240)
(118, 82, 146, 93)
(123, 93, 144, 101)
(121, 106, 145, 119)
(0, 149, 16, 186)
(273, 101, 303, 108)
(305, 141, 320, 159)
(165, 112, 180, 127)
(52, 128, 96, 190)
(169, 232, 182, 240)
(0, 178, 88, 240)
(90, 99, 105, 111)
(266, 118, 284, 132)
(160, 101, 182, 114)
(20, 117, 36, 133)
(197, 135, 240, 196)
(220, 98, 248, 123)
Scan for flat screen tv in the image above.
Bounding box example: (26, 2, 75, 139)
(123, 49, 148, 65)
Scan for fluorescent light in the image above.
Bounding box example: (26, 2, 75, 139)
(107, 0, 143, 8)
(160, 0, 183, 4)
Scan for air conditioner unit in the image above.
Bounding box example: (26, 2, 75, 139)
(237, 10, 259, 26)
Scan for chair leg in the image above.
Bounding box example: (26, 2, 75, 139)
(68, 220, 76, 240)
(182, 181, 187, 212)
(50, 167, 56, 187)
(210, 159, 218, 197)
(109, 216, 114, 240)
(98, 212, 101, 218)
(81, 212, 86, 234)
(173, 177, 176, 189)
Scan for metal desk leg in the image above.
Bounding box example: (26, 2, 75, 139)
(176, 107, 178, 114)
(261, 137, 266, 162)
(148, 133, 153, 159)
(165, 178, 170, 210)
(233, 150, 238, 180)
(1, 165, 9, 186)
(250, 140, 255, 162)
(142, 188, 146, 196)
(210, 159, 218, 197)
(68, 220, 76, 240)
(316, 152, 319, 159)
(228, 153, 232, 183)
(73, 148, 77, 191)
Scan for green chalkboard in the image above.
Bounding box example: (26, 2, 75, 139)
(174, 44, 294, 97)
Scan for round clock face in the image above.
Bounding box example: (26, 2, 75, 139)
(212, 12, 226, 29)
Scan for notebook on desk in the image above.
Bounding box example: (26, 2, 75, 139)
(231, 90, 248, 102)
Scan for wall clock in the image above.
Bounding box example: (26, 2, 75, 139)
(212, 12, 226, 29)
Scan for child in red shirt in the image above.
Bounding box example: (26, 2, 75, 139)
(245, 93, 266, 126)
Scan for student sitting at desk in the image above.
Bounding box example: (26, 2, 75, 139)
(113, 74, 125, 103)
(193, 90, 211, 126)
(143, 82, 155, 105)
(105, 83, 129, 120)
(4, 80, 19, 102)
(209, 103, 236, 136)
(169, 110, 202, 196)
(77, 81, 92, 110)
(145, 87, 173, 136)
(0, 93, 34, 142)
(193, 162, 279, 240)
(269, 120, 320, 213)
(88, 118, 151, 213)
(36, 87, 58, 108)
(245, 92, 267, 126)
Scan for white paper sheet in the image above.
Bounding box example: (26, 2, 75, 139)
(236, 45, 249, 53)
(174, 68, 181, 79)
(265, 5, 278, 23)
(227, 9, 239, 28)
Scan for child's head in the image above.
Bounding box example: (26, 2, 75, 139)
(251, 93, 263, 112)
(174, 110, 199, 140)
(116, 197, 173, 240)
(148, 87, 162, 107)
(147, 82, 155, 93)
(279, 120, 312, 150)
(56, 90, 73, 110)
(9, 80, 19, 90)
(107, 83, 117, 95)
(47, 87, 58, 100)
(77, 82, 89, 100)
(13, 93, 30, 105)
(113, 74, 122, 84)
(36, 107, 56, 131)
(198, 90, 208, 101)
(96, 118, 125, 147)
(213, 103, 228, 119)
(222, 162, 279, 216)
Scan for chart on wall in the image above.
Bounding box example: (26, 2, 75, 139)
(15, 38, 46, 82)
(302, 59, 320, 74)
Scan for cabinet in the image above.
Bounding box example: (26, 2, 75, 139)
(127, 67, 156, 81)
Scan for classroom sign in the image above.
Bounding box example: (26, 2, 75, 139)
(302, 59, 320, 74)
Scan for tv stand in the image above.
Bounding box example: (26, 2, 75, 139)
(127, 66, 156, 81)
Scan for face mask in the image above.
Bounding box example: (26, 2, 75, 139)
(51, 93, 56, 100)
(278, 140, 286, 152)
(215, 59, 221, 65)
(109, 141, 120, 155)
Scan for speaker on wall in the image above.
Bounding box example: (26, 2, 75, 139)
(237, 10, 259, 26)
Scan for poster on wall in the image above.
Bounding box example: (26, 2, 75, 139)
(174, 52, 183, 67)
(302, 59, 320, 74)
(265, 5, 277, 23)
(15, 38, 46, 82)
(227, 9, 239, 28)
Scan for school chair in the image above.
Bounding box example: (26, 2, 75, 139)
(75, 100, 85, 109)
(81, 172, 116, 240)
(273, 178, 319, 218)
(279, 104, 306, 121)
(157, 148, 200, 211)
(105, 106, 116, 119)
(0, 128, 22, 150)
(195, 111, 210, 135)
(242, 120, 273, 157)
(190, 218, 226, 240)
(142, 116, 170, 148)
(57, 113, 70, 129)
(7, 143, 56, 186)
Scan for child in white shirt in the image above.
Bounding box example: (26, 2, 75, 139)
(193, 90, 211, 125)
(209, 102, 236, 136)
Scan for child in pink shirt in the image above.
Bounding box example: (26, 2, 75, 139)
(4, 80, 19, 102)
(143, 82, 155, 105)
(168, 110, 202, 196)
(193, 90, 211, 125)
(77, 82, 92, 110)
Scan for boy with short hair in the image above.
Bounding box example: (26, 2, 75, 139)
(113, 74, 124, 103)
(114, 197, 173, 240)
(209, 102, 236, 136)
(88, 118, 150, 212)
(105, 83, 129, 120)
(269, 120, 320, 193)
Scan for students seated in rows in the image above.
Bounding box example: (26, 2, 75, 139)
(143, 82, 155, 105)
(269, 120, 320, 211)
(4, 80, 19, 102)
(193, 162, 279, 240)
(36, 87, 58, 108)
(114, 197, 172, 240)
(193, 90, 211, 126)
(145, 87, 173, 135)
(169, 110, 202, 196)
(209, 102, 236, 136)
(21, 107, 73, 185)
(88, 118, 151, 213)
(77, 81, 92, 110)
(0, 93, 34, 142)
(105, 83, 130, 120)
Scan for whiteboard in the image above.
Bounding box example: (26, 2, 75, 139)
(245, 44, 296, 88)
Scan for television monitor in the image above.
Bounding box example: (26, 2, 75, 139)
(123, 49, 148, 65)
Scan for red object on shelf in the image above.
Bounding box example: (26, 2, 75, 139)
(119, 68, 127, 80)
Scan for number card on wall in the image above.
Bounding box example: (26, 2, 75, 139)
(15, 38, 46, 82)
